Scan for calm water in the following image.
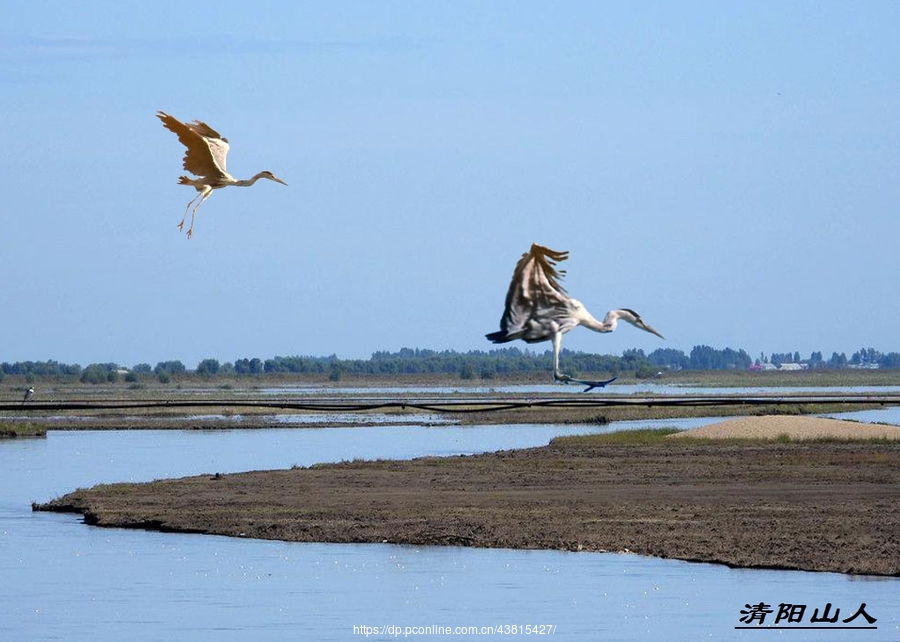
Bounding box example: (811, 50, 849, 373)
(259, 383, 900, 396)
(2, 411, 899, 641)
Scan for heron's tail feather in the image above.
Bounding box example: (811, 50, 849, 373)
(485, 331, 512, 343)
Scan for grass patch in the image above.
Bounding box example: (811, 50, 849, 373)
(553, 427, 683, 446)
(0, 422, 48, 438)
(552, 427, 898, 447)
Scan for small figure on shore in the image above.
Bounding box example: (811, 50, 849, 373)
(22, 386, 34, 404)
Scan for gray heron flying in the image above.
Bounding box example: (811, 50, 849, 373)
(486, 243, 663, 390)
(157, 111, 287, 239)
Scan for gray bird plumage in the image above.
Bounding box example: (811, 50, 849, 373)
(487, 243, 663, 389)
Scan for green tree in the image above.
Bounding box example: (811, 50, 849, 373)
(196, 359, 221, 376)
(648, 348, 689, 370)
(880, 352, 900, 368)
(154, 360, 186, 375)
(689, 345, 719, 369)
(828, 352, 848, 368)
(80, 364, 108, 384)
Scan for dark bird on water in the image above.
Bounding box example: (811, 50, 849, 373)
(486, 243, 663, 390)
(157, 111, 287, 239)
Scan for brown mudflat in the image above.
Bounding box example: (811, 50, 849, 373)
(36, 416, 900, 576)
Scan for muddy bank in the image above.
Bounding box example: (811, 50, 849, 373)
(36, 433, 900, 576)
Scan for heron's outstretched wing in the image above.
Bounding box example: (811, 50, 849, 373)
(186, 120, 229, 173)
(487, 243, 575, 343)
(156, 111, 230, 180)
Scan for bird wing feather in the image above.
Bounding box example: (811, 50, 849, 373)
(189, 121, 229, 173)
(490, 244, 575, 343)
(156, 111, 230, 181)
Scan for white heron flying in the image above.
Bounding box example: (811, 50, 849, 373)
(486, 243, 664, 390)
(157, 111, 287, 239)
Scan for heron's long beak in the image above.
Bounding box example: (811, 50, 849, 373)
(271, 176, 288, 186)
(637, 320, 665, 340)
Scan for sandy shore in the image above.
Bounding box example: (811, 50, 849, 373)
(35, 415, 900, 576)
(670, 414, 900, 440)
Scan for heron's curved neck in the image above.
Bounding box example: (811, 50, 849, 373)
(233, 174, 266, 187)
(581, 312, 616, 334)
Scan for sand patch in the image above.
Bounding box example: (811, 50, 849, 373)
(669, 414, 900, 440)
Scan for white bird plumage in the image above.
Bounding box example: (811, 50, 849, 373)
(157, 111, 287, 238)
(486, 243, 663, 389)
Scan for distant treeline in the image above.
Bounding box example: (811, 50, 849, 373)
(3, 345, 900, 383)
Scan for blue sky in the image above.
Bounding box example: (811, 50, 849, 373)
(2, 2, 898, 368)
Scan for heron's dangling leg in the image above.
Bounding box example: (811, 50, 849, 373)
(179, 192, 204, 231)
(550, 332, 616, 391)
(551, 333, 572, 383)
(185, 198, 205, 239)
(183, 188, 212, 239)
